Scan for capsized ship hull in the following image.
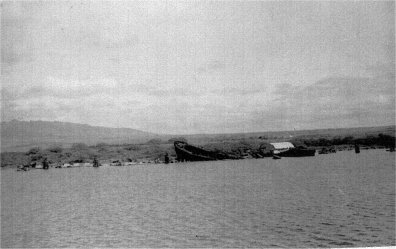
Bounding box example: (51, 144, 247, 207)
(277, 148, 316, 157)
(174, 141, 238, 162)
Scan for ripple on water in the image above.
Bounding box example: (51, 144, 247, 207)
(311, 235, 334, 243)
(328, 241, 355, 246)
(1, 150, 395, 247)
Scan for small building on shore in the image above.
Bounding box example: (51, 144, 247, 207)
(270, 142, 295, 154)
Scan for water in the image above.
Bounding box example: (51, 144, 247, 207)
(1, 149, 395, 247)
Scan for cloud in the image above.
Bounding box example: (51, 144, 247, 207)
(215, 85, 268, 96)
(270, 73, 395, 129)
(1, 3, 34, 67)
(1, 1, 394, 134)
(197, 60, 225, 73)
(4, 76, 119, 100)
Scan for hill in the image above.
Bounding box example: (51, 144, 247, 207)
(1, 122, 394, 167)
(1, 120, 395, 153)
(183, 125, 396, 145)
(1, 120, 162, 152)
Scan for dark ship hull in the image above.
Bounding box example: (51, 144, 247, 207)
(174, 141, 237, 162)
(277, 148, 316, 157)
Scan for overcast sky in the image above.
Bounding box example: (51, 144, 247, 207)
(1, 1, 395, 134)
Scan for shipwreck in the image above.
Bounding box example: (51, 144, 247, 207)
(174, 141, 239, 162)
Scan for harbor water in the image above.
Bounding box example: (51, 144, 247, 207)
(1, 149, 395, 247)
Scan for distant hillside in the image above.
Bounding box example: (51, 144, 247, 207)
(1, 120, 394, 153)
(1, 120, 162, 152)
(183, 125, 396, 145)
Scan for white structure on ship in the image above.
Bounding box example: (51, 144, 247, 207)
(270, 142, 295, 154)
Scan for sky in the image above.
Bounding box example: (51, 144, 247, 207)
(1, 1, 395, 134)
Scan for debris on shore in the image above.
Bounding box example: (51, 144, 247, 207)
(1, 133, 395, 170)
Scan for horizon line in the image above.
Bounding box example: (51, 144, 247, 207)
(2, 119, 395, 137)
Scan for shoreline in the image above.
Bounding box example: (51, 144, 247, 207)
(1, 144, 393, 170)
(1, 131, 395, 169)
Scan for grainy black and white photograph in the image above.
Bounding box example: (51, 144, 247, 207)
(1, 0, 395, 248)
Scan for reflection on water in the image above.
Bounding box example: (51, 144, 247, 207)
(1, 150, 395, 247)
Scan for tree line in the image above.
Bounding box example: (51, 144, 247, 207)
(297, 134, 395, 148)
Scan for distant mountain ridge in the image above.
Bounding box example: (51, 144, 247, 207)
(1, 120, 162, 152)
(1, 120, 395, 152)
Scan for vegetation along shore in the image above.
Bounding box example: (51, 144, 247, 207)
(2, 126, 395, 169)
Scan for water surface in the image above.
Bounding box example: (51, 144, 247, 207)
(1, 150, 395, 247)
